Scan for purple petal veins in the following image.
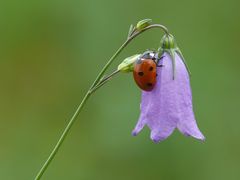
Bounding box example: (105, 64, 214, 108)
(132, 52, 205, 142)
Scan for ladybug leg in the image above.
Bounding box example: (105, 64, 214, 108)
(158, 56, 164, 61)
(156, 56, 165, 67)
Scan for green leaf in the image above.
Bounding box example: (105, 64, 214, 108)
(128, 24, 134, 38)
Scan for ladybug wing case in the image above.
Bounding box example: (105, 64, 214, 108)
(133, 59, 157, 91)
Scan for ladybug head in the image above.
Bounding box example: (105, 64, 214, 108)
(140, 51, 157, 60)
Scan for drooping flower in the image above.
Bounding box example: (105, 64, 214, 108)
(131, 34, 205, 143)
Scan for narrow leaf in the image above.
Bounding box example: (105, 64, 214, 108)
(128, 24, 134, 38)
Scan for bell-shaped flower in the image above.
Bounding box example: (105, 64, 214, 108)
(132, 34, 205, 143)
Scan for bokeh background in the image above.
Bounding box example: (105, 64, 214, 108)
(0, 0, 240, 179)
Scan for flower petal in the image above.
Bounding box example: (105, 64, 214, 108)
(172, 53, 205, 141)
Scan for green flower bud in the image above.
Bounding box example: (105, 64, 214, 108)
(118, 54, 141, 73)
(159, 34, 177, 50)
(136, 19, 152, 30)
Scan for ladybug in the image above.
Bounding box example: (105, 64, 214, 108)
(133, 51, 163, 91)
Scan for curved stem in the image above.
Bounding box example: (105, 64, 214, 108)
(90, 69, 120, 94)
(90, 24, 169, 89)
(34, 23, 169, 180)
(137, 24, 169, 35)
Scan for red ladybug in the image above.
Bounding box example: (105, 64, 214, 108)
(133, 51, 163, 91)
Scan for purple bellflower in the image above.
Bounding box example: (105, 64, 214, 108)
(132, 34, 205, 143)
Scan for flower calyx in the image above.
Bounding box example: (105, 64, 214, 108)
(158, 34, 191, 79)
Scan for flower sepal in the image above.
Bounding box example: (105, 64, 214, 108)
(175, 47, 191, 76)
(158, 34, 191, 78)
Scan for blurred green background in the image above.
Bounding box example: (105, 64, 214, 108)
(0, 0, 240, 179)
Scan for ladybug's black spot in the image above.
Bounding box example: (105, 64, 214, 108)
(149, 66, 154, 71)
(138, 72, 144, 76)
(147, 83, 153, 87)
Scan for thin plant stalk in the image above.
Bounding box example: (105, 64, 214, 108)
(34, 23, 169, 180)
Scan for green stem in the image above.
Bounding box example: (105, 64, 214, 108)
(90, 24, 169, 89)
(34, 93, 90, 180)
(34, 23, 169, 180)
(89, 69, 120, 94)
